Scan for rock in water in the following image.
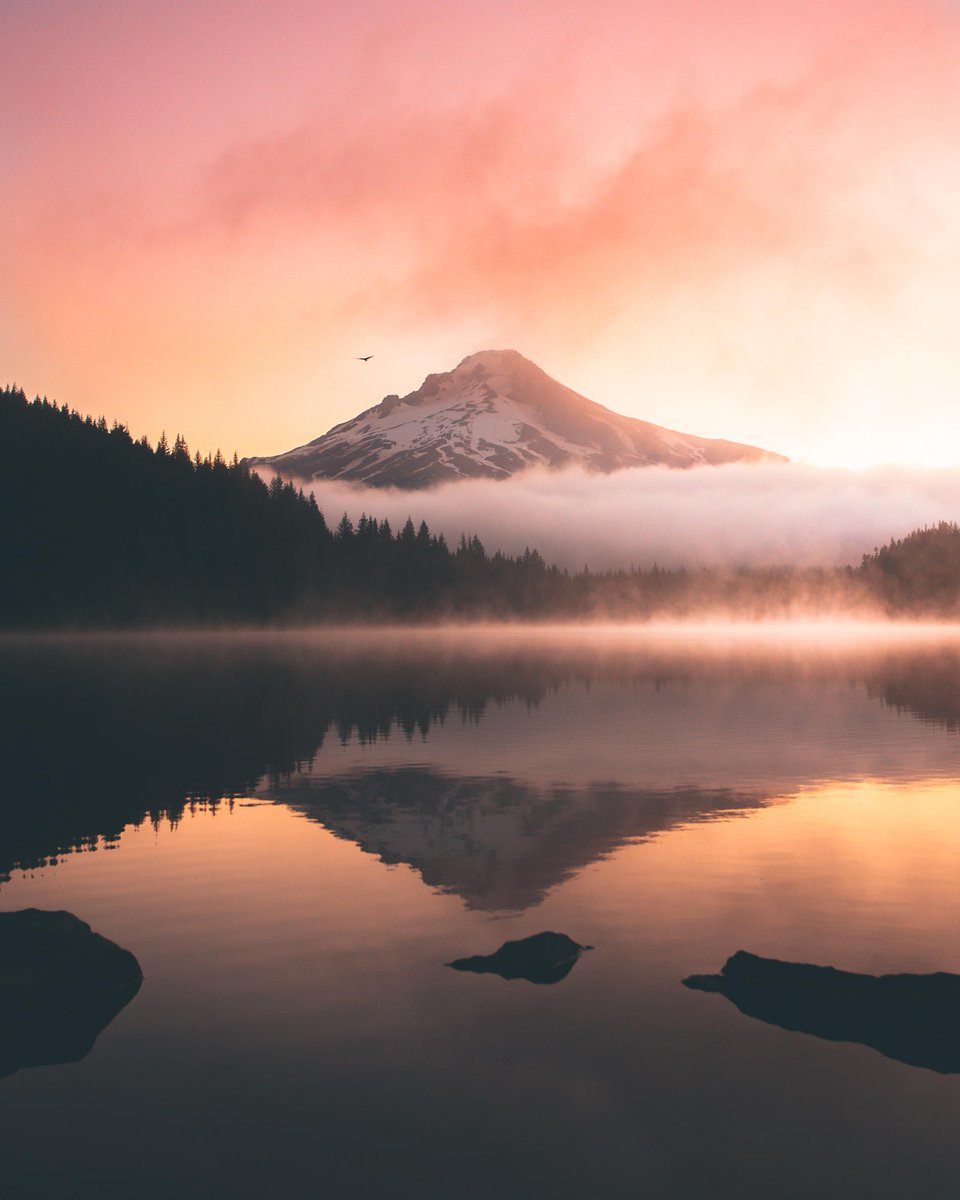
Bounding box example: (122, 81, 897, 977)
(446, 931, 591, 985)
(0, 908, 143, 1078)
(684, 950, 960, 1074)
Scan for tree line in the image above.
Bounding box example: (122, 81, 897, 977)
(3, 386, 959, 626)
(0, 387, 570, 624)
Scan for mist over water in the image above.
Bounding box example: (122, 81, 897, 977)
(287, 462, 960, 568)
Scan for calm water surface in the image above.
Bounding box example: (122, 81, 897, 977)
(2, 627, 960, 1198)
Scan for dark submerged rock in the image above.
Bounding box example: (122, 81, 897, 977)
(684, 949, 960, 1074)
(446, 931, 591, 985)
(0, 908, 143, 1079)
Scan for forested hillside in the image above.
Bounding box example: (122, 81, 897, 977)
(859, 523, 960, 615)
(0, 387, 569, 625)
(3, 386, 959, 626)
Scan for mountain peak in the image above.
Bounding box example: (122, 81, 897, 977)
(454, 348, 536, 373)
(405, 348, 543, 412)
(248, 350, 787, 488)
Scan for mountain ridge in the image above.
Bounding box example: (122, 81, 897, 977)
(248, 349, 787, 488)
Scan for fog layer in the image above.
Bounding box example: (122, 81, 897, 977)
(289, 463, 960, 569)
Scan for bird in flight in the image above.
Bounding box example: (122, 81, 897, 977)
(356, 355, 373, 362)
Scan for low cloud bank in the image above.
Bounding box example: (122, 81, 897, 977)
(275, 463, 960, 571)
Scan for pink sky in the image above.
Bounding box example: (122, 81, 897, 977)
(3, 0, 960, 466)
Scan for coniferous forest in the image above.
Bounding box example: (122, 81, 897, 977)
(3, 385, 960, 627)
(0, 386, 572, 625)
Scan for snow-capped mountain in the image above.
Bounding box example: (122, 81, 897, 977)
(248, 349, 787, 488)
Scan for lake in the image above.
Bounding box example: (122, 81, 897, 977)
(2, 626, 960, 1198)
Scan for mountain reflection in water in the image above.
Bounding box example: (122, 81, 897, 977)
(273, 768, 767, 911)
(2, 629, 960, 911)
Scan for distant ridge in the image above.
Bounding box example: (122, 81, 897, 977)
(247, 349, 788, 488)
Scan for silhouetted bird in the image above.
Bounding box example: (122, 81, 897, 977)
(356, 355, 373, 362)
